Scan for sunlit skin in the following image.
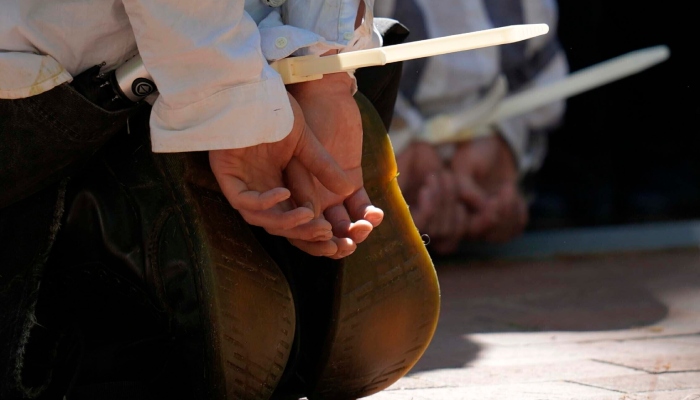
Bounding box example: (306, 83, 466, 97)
(209, 92, 357, 255)
(210, 3, 378, 259)
(451, 135, 528, 244)
(286, 73, 384, 259)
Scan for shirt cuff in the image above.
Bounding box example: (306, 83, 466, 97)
(258, 9, 381, 62)
(258, 11, 342, 61)
(273, 0, 381, 58)
(150, 65, 293, 153)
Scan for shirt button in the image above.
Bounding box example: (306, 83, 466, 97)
(275, 37, 288, 49)
(261, 0, 286, 6)
(343, 32, 355, 41)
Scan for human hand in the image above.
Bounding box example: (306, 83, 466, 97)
(284, 73, 384, 258)
(209, 93, 355, 248)
(395, 142, 485, 255)
(395, 142, 442, 231)
(450, 135, 528, 244)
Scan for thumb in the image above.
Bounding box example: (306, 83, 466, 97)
(411, 174, 440, 231)
(456, 173, 488, 211)
(285, 157, 321, 217)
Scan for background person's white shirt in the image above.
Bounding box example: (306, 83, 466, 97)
(0, 0, 379, 152)
(377, 0, 568, 175)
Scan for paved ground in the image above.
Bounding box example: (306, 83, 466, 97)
(367, 248, 700, 400)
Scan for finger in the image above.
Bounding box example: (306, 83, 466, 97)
(436, 171, 457, 238)
(345, 188, 384, 227)
(266, 218, 334, 241)
(285, 158, 321, 217)
(217, 173, 291, 211)
(482, 198, 505, 242)
(411, 177, 437, 231)
(324, 204, 355, 238)
(325, 200, 375, 243)
(328, 237, 357, 259)
(452, 202, 470, 242)
(347, 220, 374, 244)
(430, 237, 460, 256)
(294, 125, 354, 197)
(320, 201, 374, 244)
(430, 203, 467, 255)
(484, 194, 514, 243)
(410, 191, 430, 232)
(463, 199, 497, 240)
(456, 174, 488, 211)
(425, 178, 447, 240)
(238, 206, 315, 232)
(289, 238, 339, 258)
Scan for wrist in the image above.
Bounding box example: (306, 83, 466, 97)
(494, 134, 519, 174)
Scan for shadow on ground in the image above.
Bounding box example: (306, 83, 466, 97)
(409, 250, 682, 373)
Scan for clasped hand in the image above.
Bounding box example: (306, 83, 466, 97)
(209, 73, 383, 259)
(396, 135, 528, 255)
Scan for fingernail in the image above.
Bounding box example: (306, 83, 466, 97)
(303, 201, 314, 210)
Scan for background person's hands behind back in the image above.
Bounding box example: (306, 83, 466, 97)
(450, 134, 528, 244)
(396, 141, 477, 255)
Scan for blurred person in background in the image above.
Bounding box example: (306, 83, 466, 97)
(375, 0, 569, 254)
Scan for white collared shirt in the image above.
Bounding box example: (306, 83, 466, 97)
(377, 0, 568, 174)
(0, 0, 379, 152)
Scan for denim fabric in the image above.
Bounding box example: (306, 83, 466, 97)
(0, 84, 139, 399)
(0, 83, 135, 209)
(356, 61, 403, 131)
(355, 18, 408, 130)
(0, 181, 67, 399)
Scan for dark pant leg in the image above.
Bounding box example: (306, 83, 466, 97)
(0, 83, 135, 208)
(355, 62, 403, 131)
(355, 18, 409, 131)
(0, 84, 141, 399)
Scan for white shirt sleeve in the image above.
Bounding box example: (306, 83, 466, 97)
(258, 0, 381, 95)
(281, 0, 381, 56)
(122, 0, 293, 153)
(497, 52, 568, 175)
(123, 0, 380, 153)
(258, 11, 344, 61)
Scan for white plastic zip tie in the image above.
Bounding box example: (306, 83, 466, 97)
(491, 45, 670, 124)
(420, 75, 507, 143)
(271, 24, 550, 84)
(425, 45, 671, 144)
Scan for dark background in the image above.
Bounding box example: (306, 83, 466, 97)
(529, 3, 699, 230)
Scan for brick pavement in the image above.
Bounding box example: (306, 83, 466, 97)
(367, 249, 700, 400)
